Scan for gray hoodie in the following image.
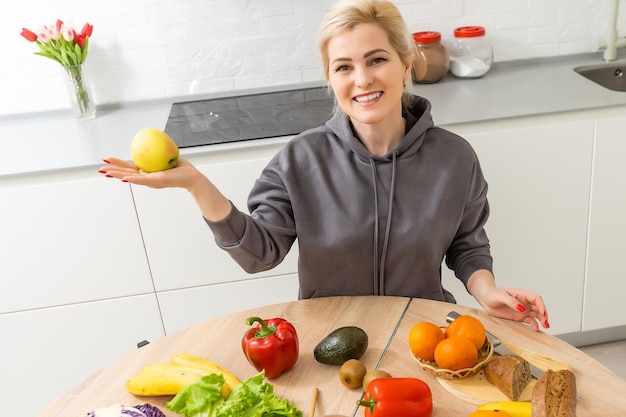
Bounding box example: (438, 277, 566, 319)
(206, 95, 493, 303)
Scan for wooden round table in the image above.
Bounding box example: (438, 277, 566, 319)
(39, 296, 626, 416)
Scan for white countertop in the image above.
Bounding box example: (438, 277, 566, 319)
(2, 51, 625, 178)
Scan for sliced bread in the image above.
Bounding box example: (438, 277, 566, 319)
(483, 354, 532, 400)
(531, 369, 577, 417)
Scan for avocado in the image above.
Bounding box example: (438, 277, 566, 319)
(313, 326, 369, 365)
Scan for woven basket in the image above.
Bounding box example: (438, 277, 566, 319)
(412, 337, 494, 380)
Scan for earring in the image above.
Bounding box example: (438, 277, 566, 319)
(402, 78, 407, 88)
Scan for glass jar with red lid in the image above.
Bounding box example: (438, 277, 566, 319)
(447, 26, 493, 78)
(411, 31, 449, 83)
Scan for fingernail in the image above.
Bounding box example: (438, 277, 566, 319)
(103, 159, 111, 164)
(105, 174, 113, 178)
(544, 320, 550, 328)
(98, 169, 107, 174)
(121, 179, 128, 183)
(543, 311, 547, 318)
(516, 304, 526, 312)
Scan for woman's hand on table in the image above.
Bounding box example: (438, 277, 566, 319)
(467, 270, 550, 332)
(481, 287, 550, 332)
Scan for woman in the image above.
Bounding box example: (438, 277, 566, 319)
(101, 0, 549, 331)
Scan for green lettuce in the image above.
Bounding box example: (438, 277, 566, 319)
(166, 371, 303, 417)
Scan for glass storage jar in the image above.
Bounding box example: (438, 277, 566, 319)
(447, 26, 493, 78)
(411, 31, 449, 83)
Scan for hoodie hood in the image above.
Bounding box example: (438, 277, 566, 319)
(325, 95, 435, 161)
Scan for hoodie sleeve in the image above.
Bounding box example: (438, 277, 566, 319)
(444, 158, 494, 287)
(203, 154, 297, 274)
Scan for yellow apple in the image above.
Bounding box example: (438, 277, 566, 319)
(130, 128, 179, 172)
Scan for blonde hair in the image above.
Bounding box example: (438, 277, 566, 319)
(317, 0, 416, 109)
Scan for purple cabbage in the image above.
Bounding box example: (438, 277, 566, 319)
(85, 403, 165, 417)
(126, 404, 165, 417)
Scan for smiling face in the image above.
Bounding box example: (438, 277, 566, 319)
(326, 22, 411, 127)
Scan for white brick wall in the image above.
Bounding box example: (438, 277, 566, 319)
(2, 0, 624, 116)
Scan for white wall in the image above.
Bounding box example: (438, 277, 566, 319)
(2, 0, 624, 116)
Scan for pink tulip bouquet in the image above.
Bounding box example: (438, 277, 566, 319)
(20, 19, 93, 67)
(20, 19, 96, 118)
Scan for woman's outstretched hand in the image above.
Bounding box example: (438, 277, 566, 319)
(99, 157, 200, 189)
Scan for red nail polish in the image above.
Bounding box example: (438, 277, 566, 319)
(98, 169, 107, 174)
(103, 159, 111, 164)
(544, 320, 550, 328)
(121, 179, 128, 183)
(105, 174, 113, 178)
(516, 304, 526, 312)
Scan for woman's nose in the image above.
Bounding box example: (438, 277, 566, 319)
(354, 67, 373, 88)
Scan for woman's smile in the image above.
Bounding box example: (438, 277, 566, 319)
(354, 91, 383, 104)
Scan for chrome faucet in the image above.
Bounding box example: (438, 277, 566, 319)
(604, 0, 621, 61)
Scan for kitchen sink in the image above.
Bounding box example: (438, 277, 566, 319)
(574, 61, 626, 92)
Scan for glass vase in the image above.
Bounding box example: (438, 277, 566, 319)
(63, 65, 96, 119)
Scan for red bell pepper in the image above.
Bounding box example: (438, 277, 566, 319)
(241, 316, 299, 379)
(357, 377, 433, 417)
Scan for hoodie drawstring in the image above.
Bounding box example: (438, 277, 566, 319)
(368, 152, 398, 295)
(369, 158, 380, 295)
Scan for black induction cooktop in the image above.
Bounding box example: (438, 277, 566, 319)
(164, 86, 335, 148)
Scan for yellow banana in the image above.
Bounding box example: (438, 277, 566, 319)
(478, 401, 531, 417)
(126, 354, 241, 397)
(171, 353, 241, 394)
(126, 365, 204, 396)
(139, 362, 208, 376)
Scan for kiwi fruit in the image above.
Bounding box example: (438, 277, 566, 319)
(339, 359, 367, 389)
(362, 369, 392, 390)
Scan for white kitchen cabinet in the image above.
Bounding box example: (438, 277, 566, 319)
(440, 117, 594, 336)
(583, 115, 626, 331)
(0, 294, 164, 417)
(0, 168, 162, 416)
(131, 143, 300, 323)
(158, 273, 299, 334)
(0, 169, 154, 313)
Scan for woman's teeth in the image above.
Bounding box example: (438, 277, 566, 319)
(354, 92, 382, 103)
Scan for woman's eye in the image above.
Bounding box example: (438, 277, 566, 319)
(334, 65, 351, 72)
(370, 57, 388, 65)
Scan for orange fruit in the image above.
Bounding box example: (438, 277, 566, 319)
(445, 315, 487, 350)
(408, 321, 445, 361)
(434, 336, 478, 371)
(468, 411, 512, 417)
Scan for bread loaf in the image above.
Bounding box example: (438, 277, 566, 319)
(532, 369, 577, 417)
(483, 354, 531, 400)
